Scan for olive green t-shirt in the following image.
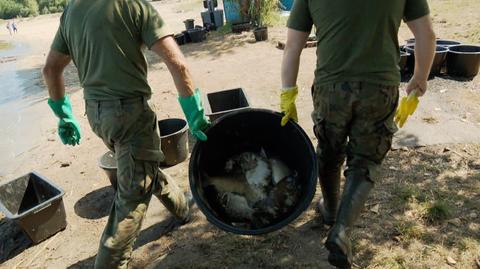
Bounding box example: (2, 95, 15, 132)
(288, 0, 430, 87)
(51, 0, 172, 100)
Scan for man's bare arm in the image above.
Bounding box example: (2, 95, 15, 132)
(281, 29, 310, 88)
(406, 15, 436, 96)
(43, 50, 71, 101)
(151, 36, 195, 97)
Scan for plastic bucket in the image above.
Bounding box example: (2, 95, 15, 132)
(0, 172, 67, 243)
(184, 19, 195, 30)
(98, 151, 117, 189)
(446, 45, 480, 79)
(189, 109, 318, 235)
(159, 118, 189, 166)
(279, 0, 294, 11)
(204, 88, 250, 121)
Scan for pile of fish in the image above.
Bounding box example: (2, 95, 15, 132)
(203, 149, 301, 229)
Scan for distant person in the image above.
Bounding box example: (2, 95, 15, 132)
(280, 0, 436, 268)
(11, 20, 17, 33)
(42, 0, 210, 267)
(6, 21, 12, 35)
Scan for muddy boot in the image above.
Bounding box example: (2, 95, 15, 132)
(325, 176, 373, 269)
(316, 169, 341, 226)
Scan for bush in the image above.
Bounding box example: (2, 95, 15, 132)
(0, 0, 68, 19)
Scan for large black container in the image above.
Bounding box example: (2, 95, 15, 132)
(204, 88, 250, 121)
(189, 109, 318, 235)
(446, 45, 480, 79)
(187, 28, 206, 43)
(159, 118, 189, 166)
(0, 172, 66, 243)
(174, 33, 186, 46)
(253, 27, 268, 42)
(436, 39, 461, 47)
(405, 45, 448, 75)
(98, 151, 117, 189)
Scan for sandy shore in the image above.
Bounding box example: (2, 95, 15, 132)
(0, 0, 479, 268)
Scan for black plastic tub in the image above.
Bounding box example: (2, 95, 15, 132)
(405, 45, 448, 75)
(187, 28, 206, 43)
(174, 33, 186, 46)
(204, 88, 250, 121)
(182, 30, 192, 43)
(399, 50, 410, 73)
(98, 151, 117, 189)
(446, 45, 480, 79)
(253, 27, 268, 42)
(189, 109, 318, 235)
(436, 39, 461, 47)
(0, 172, 67, 243)
(159, 118, 189, 166)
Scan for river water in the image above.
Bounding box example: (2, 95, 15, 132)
(0, 41, 52, 176)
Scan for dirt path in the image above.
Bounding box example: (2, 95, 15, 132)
(0, 0, 479, 268)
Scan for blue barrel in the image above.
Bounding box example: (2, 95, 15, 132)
(223, 0, 243, 23)
(280, 0, 294, 11)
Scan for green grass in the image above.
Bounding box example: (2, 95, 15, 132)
(426, 201, 452, 223)
(395, 220, 424, 240)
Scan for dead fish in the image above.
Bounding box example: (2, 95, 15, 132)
(221, 192, 255, 220)
(268, 157, 291, 185)
(225, 151, 271, 189)
(252, 172, 301, 226)
(203, 174, 266, 204)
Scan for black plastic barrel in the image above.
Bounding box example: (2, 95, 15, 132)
(174, 33, 186, 46)
(159, 118, 189, 166)
(405, 45, 448, 75)
(436, 39, 461, 47)
(446, 45, 480, 79)
(187, 28, 206, 43)
(189, 109, 318, 235)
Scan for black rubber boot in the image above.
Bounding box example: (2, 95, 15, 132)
(316, 169, 341, 226)
(325, 175, 373, 269)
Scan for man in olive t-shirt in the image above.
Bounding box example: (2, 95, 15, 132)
(43, 0, 210, 267)
(279, 0, 436, 268)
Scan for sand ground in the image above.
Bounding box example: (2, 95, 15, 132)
(0, 0, 479, 268)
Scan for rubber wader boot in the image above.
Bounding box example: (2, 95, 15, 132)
(325, 176, 373, 269)
(316, 169, 341, 226)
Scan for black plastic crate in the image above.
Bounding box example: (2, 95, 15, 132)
(0, 172, 66, 244)
(204, 88, 250, 121)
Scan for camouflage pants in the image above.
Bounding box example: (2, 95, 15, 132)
(86, 97, 189, 269)
(311, 81, 399, 182)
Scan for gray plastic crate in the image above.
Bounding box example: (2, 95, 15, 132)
(0, 172, 67, 244)
(204, 88, 250, 121)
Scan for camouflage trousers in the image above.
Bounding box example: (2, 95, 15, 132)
(311, 81, 399, 182)
(86, 97, 189, 269)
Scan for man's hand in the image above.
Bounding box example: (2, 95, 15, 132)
(406, 76, 427, 96)
(280, 86, 299, 126)
(178, 89, 211, 141)
(48, 96, 81, 145)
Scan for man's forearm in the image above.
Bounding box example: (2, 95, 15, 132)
(281, 50, 301, 88)
(43, 69, 66, 101)
(413, 34, 436, 80)
(151, 37, 195, 97)
(281, 29, 309, 89)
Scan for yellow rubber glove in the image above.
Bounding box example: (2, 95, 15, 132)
(394, 90, 419, 128)
(280, 86, 298, 126)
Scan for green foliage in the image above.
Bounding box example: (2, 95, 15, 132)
(426, 201, 452, 222)
(248, 0, 279, 28)
(0, 0, 68, 19)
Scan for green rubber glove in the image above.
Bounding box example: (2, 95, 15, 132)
(178, 88, 211, 141)
(280, 86, 299, 126)
(48, 95, 81, 146)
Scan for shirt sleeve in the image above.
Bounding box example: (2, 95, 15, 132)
(404, 0, 430, 22)
(50, 13, 70, 55)
(287, 0, 313, 32)
(137, 0, 173, 49)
